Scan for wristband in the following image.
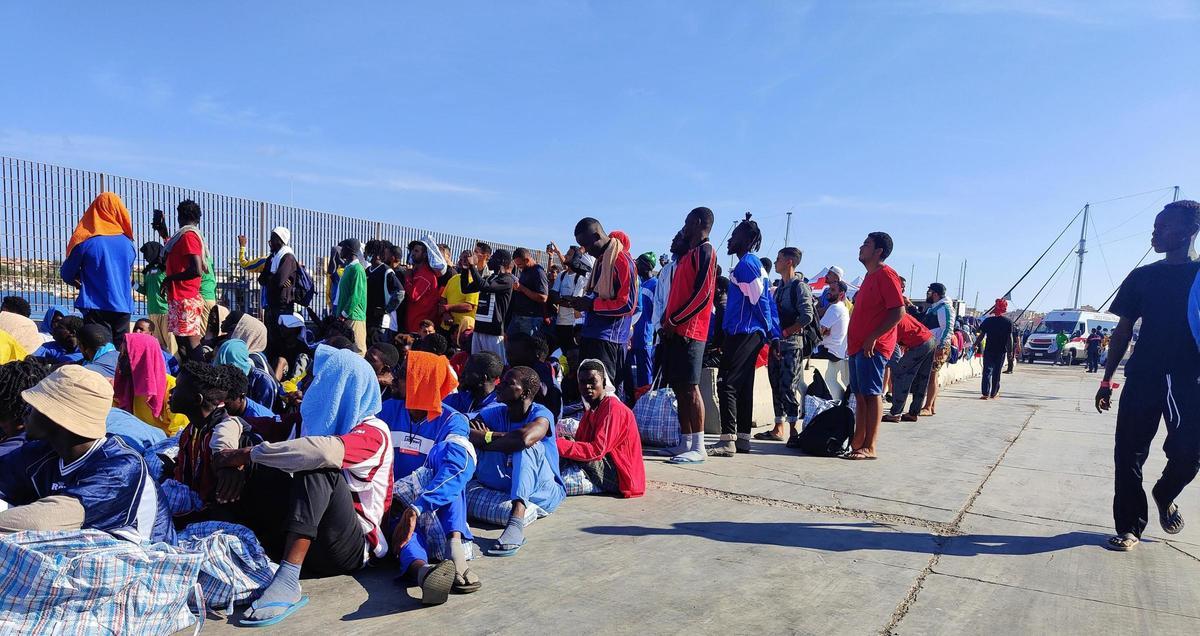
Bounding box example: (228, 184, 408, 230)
(1100, 380, 1119, 390)
(484, 431, 493, 445)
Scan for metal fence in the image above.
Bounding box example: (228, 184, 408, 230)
(0, 156, 541, 319)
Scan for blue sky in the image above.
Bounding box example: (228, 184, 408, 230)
(2, 1, 1196, 311)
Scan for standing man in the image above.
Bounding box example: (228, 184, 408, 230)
(546, 244, 592, 351)
(626, 252, 658, 397)
(508, 248, 549, 339)
(976, 299, 1015, 399)
(758, 246, 814, 443)
(336, 239, 368, 354)
(439, 251, 477, 339)
(710, 214, 780, 457)
(1086, 328, 1103, 373)
(1097, 200, 1200, 552)
(813, 280, 850, 361)
(465, 249, 517, 362)
(61, 192, 136, 347)
(919, 283, 955, 416)
(155, 200, 208, 361)
(366, 240, 403, 345)
(402, 239, 442, 336)
(1054, 329, 1069, 365)
(262, 227, 298, 360)
(844, 232, 905, 460)
(568, 218, 639, 388)
(882, 313, 935, 422)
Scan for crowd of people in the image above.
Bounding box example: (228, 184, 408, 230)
(1, 190, 1196, 623)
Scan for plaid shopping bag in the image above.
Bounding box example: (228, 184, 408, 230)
(556, 417, 580, 439)
(0, 530, 202, 636)
(560, 464, 598, 497)
(161, 478, 205, 517)
(632, 385, 679, 447)
(176, 521, 277, 612)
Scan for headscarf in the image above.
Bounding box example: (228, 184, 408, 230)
(405, 350, 458, 415)
(0, 313, 42, 354)
(228, 312, 268, 353)
(141, 241, 165, 272)
(994, 299, 1008, 316)
(216, 339, 252, 374)
(610, 230, 631, 252)
(300, 344, 382, 437)
(578, 358, 616, 404)
(40, 305, 72, 334)
(416, 235, 448, 274)
(66, 192, 134, 258)
(588, 235, 628, 300)
(0, 330, 28, 364)
(114, 333, 167, 418)
(269, 226, 295, 274)
(164, 225, 212, 274)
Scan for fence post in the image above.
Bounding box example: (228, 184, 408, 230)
(99, 172, 106, 191)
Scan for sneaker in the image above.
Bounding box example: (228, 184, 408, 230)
(881, 414, 902, 423)
(705, 440, 736, 457)
(735, 438, 751, 454)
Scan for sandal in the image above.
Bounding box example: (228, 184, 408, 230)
(919, 408, 934, 416)
(419, 560, 455, 605)
(1104, 533, 1139, 551)
(841, 450, 877, 461)
(1156, 498, 1185, 535)
(452, 567, 482, 594)
(753, 431, 784, 441)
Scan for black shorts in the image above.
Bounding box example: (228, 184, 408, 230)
(659, 335, 705, 386)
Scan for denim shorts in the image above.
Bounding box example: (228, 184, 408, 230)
(849, 351, 888, 396)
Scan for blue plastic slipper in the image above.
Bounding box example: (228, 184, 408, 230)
(241, 596, 309, 627)
(488, 539, 526, 557)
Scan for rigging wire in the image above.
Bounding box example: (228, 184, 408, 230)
(1012, 247, 1077, 327)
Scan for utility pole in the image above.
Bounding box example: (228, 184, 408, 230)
(909, 263, 915, 288)
(1174, 185, 1181, 202)
(973, 291, 980, 316)
(934, 253, 941, 282)
(1072, 203, 1089, 309)
(783, 210, 793, 246)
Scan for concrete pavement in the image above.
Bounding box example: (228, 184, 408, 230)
(200, 362, 1200, 635)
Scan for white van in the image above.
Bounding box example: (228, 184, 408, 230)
(1021, 309, 1120, 365)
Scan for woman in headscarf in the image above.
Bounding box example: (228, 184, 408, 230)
(137, 241, 176, 357)
(211, 345, 393, 625)
(60, 192, 137, 346)
(261, 227, 298, 361)
(557, 359, 645, 498)
(115, 332, 189, 435)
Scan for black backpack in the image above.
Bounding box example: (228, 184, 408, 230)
(796, 403, 854, 457)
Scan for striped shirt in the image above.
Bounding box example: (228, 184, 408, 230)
(338, 417, 395, 562)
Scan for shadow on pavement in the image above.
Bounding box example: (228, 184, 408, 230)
(581, 521, 1105, 556)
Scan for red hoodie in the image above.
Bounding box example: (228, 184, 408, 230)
(557, 395, 645, 498)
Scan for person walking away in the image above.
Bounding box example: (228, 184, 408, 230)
(1086, 328, 1103, 373)
(366, 240, 403, 345)
(882, 313, 935, 422)
(508, 248, 549, 339)
(335, 239, 368, 354)
(136, 241, 176, 357)
(546, 244, 593, 351)
(976, 300, 1015, 399)
(262, 227, 299, 360)
(844, 232, 905, 460)
(709, 213, 780, 457)
(625, 252, 658, 398)
(60, 192, 136, 347)
(1096, 200, 1200, 552)
(568, 218, 639, 388)
(813, 280, 850, 361)
(154, 200, 209, 361)
(758, 247, 814, 443)
(657, 214, 716, 464)
(919, 283, 955, 416)
(464, 249, 517, 362)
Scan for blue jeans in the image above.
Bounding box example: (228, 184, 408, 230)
(981, 352, 1005, 397)
(475, 443, 565, 515)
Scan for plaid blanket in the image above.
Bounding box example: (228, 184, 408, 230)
(0, 530, 202, 635)
(465, 481, 543, 526)
(176, 522, 277, 613)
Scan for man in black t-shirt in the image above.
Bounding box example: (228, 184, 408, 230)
(975, 300, 1014, 399)
(464, 249, 516, 364)
(508, 247, 549, 339)
(1097, 200, 1200, 552)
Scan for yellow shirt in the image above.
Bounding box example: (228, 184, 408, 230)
(132, 374, 190, 436)
(441, 274, 480, 328)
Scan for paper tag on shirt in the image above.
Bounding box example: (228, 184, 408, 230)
(391, 432, 434, 456)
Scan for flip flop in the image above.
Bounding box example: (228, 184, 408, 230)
(753, 431, 784, 441)
(488, 539, 526, 557)
(240, 596, 309, 627)
(919, 408, 935, 417)
(668, 455, 705, 464)
(841, 450, 877, 461)
(420, 560, 456, 605)
(1156, 499, 1185, 535)
(1105, 534, 1139, 552)
(452, 568, 483, 594)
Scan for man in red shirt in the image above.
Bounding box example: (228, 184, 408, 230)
(154, 200, 207, 360)
(882, 313, 935, 423)
(845, 232, 905, 460)
(402, 239, 441, 335)
(658, 207, 717, 464)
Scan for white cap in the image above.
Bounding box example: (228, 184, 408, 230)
(828, 265, 845, 279)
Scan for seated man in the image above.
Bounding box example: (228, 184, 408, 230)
(506, 332, 563, 419)
(468, 367, 566, 557)
(443, 351, 503, 417)
(380, 350, 480, 603)
(222, 367, 275, 419)
(558, 359, 645, 498)
(214, 345, 392, 627)
(32, 315, 84, 365)
(365, 342, 401, 400)
(216, 339, 278, 416)
(172, 362, 255, 513)
(79, 324, 121, 379)
(0, 366, 174, 543)
(0, 359, 51, 458)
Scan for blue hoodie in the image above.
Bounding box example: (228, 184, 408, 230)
(60, 235, 136, 314)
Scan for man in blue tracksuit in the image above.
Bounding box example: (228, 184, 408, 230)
(625, 253, 658, 397)
(710, 214, 781, 457)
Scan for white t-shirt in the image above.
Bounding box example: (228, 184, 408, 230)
(553, 272, 588, 326)
(819, 301, 850, 359)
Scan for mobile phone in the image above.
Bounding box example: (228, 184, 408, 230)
(152, 209, 165, 227)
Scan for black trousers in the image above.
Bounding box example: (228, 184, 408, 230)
(83, 309, 130, 347)
(581, 337, 626, 396)
(718, 331, 766, 436)
(238, 467, 364, 576)
(981, 351, 1005, 397)
(1113, 372, 1200, 538)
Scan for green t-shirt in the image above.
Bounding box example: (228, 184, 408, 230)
(138, 268, 168, 315)
(200, 256, 216, 301)
(336, 261, 367, 321)
(1055, 333, 1068, 349)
